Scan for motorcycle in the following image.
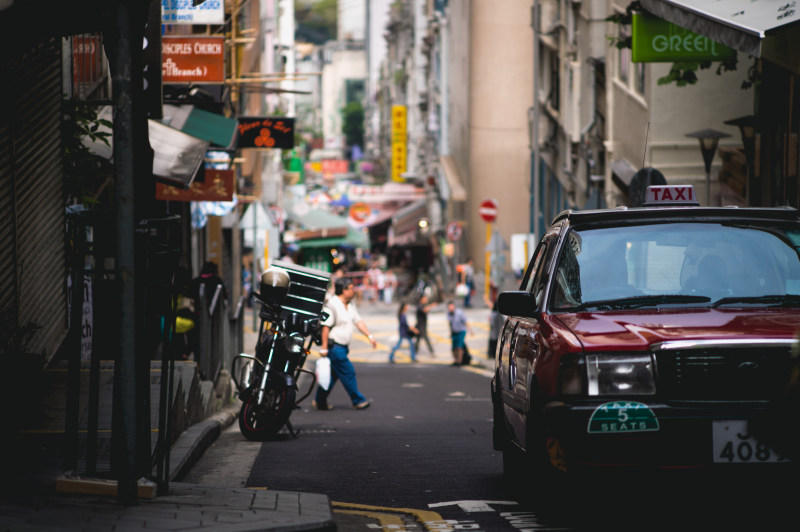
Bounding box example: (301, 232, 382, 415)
(232, 262, 331, 441)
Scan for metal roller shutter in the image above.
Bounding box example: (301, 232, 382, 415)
(1, 37, 67, 363)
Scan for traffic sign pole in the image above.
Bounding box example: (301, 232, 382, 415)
(479, 198, 499, 303)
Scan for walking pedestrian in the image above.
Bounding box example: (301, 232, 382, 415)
(414, 294, 436, 356)
(461, 258, 475, 308)
(447, 301, 472, 365)
(388, 301, 418, 363)
(313, 277, 377, 410)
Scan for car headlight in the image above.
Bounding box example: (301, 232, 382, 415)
(586, 354, 656, 396)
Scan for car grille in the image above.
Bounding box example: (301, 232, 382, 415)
(656, 347, 792, 401)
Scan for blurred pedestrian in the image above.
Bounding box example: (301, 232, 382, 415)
(414, 294, 436, 356)
(488, 300, 504, 359)
(447, 300, 472, 365)
(313, 277, 377, 410)
(383, 269, 397, 304)
(190, 261, 227, 309)
(389, 301, 418, 363)
(461, 258, 475, 308)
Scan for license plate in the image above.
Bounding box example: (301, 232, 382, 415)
(712, 420, 790, 463)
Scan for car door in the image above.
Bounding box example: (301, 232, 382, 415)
(501, 231, 559, 445)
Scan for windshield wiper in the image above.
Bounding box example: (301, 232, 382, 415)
(710, 295, 800, 308)
(573, 295, 711, 311)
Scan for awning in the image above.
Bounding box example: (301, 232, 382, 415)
(610, 158, 638, 192)
(162, 104, 237, 148)
(440, 155, 467, 201)
(286, 204, 349, 230)
(640, 0, 800, 67)
(293, 227, 370, 249)
(388, 199, 430, 247)
(84, 106, 208, 189)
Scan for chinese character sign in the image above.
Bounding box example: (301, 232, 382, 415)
(155, 168, 234, 201)
(391, 105, 407, 182)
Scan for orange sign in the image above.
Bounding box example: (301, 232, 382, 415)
(349, 202, 371, 223)
(155, 168, 234, 202)
(162, 36, 225, 84)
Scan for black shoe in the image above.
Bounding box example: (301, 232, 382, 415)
(312, 400, 333, 411)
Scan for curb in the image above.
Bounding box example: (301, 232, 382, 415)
(169, 403, 239, 482)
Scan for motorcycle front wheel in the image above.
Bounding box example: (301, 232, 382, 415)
(238, 382, 297, 441)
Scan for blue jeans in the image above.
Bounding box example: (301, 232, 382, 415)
(315, 343, 367, 406)
(389, 335, 416, 362)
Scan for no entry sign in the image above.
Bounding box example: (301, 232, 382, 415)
(479, 198, 498, 223)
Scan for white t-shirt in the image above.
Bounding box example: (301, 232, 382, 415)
(322, 295, 362, 345)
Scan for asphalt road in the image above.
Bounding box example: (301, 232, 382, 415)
(184, 301, 800, 531)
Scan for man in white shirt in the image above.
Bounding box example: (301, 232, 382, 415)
(313, 277, 378, 410)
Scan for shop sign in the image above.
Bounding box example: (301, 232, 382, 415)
(162, 36, 225, 84)
(72, 35, 104, 94)
(391, 105, 407, 182)
(349, 203, 371, 223)
(632, 13, 736, 63)
(236, 117, 295, 149)
(155, 168, 234, 202)
(322, 159, 349, 174)
(162, 0, 224, 25)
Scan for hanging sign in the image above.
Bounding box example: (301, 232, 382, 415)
(155, 168, 234, 201)
(162, 36, 225, 84)
(632, 13, 736, 62)
(162, 0, 225, 24)
(236, 117, 295, 149)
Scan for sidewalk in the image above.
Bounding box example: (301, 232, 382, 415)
(0, 290, 495, 531)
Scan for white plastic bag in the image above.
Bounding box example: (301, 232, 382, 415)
(455, 283, 469, 298)
(316, 356, 331, 391)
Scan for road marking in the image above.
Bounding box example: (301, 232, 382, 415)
(334, 508, 407, 529)
(333, 501, 452, 532)
(428, 500, 518, 513)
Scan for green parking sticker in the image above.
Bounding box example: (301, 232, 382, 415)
(588, 401, 660, 434)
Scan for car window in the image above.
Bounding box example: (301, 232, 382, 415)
(550, 222, 800, 310)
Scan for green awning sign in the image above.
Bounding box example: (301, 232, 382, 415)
(632, 13, 736, 63)
(587, 401, 660, 434)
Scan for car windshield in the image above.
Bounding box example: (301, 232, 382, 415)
(550, 222, 800, 311)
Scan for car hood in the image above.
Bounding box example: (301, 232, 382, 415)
(554, 308, 800, 351)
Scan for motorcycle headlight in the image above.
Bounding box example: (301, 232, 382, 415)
(586, 353, 656, 396)
(284, 333, 304, 354)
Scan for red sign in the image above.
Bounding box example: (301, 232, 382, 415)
(72, 36, 104, 97)
(155, 169, 234, 202)
(321, 159, 350, 174)
(479, 198, 498, 223)
(349, 202, 371, 223)
(162, 36, 225, 84)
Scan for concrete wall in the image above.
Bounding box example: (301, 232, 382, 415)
(466, 0, 533, 275)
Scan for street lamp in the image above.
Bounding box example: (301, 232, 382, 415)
(723, 115, 756, 204)
(686, 128, 731, 205)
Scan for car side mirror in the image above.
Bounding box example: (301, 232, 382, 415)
(496, 291, 538, 318)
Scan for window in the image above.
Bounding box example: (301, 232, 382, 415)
(617, 25, 630, 84)
(551, 222, 800, 310)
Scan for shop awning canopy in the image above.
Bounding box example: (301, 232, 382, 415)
(388, 199, 430, 247)
(440, 155, 467, 202)
(293, 227, 370, 249)
(640, 0, 800, 65)
(84, 106, 208, 189)
(163, 104, 238, 149)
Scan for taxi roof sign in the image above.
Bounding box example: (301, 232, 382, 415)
(644, 185, 699, 207)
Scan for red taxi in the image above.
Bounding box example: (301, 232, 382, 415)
(492, 186, 800, 476)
